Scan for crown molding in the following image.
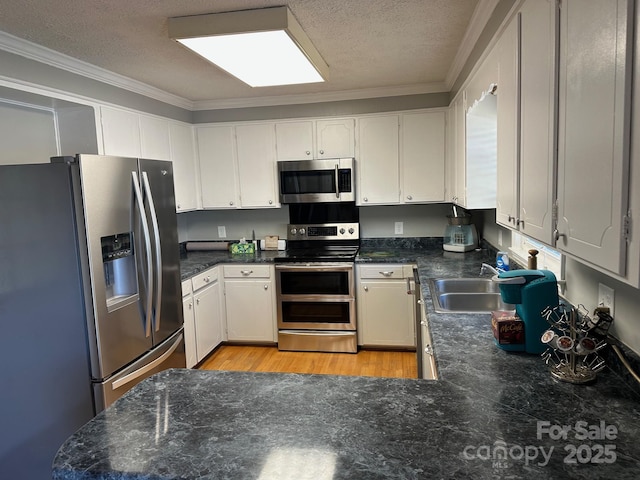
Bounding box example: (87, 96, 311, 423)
(0, 30, 195, 110)
(444, 0, 500, 89)
(192, 82, 448, 111)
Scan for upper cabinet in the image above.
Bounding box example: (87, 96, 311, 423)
(275, 118, 355, 160)
(358, 110, 446, 206)
(100, 106, 197, 212)
(495, 0, 556, 245)
(196, 123, 279, 210)
(169, 122, 198, 212)
(556, 0, 633, 275)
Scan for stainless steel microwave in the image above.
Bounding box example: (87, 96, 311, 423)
(277, 158, 355, 203)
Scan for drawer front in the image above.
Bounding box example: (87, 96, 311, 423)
(358, 264, 405, 279)
(192, 267, 219, 291)
(181, 279, 192, 297)
(223, 264, 271, 278)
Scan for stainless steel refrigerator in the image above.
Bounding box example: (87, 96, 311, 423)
(0, 154, 185, 479)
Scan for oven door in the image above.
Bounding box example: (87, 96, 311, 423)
(276, 263, 356, 330)
(278, 158, 354, 203)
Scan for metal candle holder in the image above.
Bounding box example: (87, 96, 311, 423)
(540, 304, 613, 384)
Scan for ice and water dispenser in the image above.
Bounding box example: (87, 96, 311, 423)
(102, 232, 139, 312)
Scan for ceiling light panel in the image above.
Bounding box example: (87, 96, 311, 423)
(169, 7, 328, 88)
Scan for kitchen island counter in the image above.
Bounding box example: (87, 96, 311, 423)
(55, 245, 640, 479)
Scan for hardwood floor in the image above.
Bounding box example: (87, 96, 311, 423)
(199, 345, 418, 379)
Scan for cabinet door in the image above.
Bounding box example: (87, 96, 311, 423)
(358, 279, 415, 347)
(316, 118, 355, 158)
(358, 115, 400, 205)
(225, 280, 275, 342)
(495, 16, 520, 227)
(557, 0, 632, 274)
(100, 106, 141, 157)
(197, 125, 240, 209)
(452, 95, 467, 205)
(139, 115, 171, 160)
(401, 111, 445, 203)
(275, 121, 314, 160)
(194, 281, 222, 362)
(235, 123, 278, 208)
(170, 122, 198, 212)
(518, 0, 556, 244)
(182, 295, 198, 368)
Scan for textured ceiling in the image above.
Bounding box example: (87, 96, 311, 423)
(0, 0, 484, 106)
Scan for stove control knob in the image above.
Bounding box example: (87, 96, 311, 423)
(348, 228, 355, 234)
(339, 228, 346, 234)
(290, 228, 297, 235)
(299, 228, 306, 235)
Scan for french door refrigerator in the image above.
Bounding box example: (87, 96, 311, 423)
(0, 154, 185, 479)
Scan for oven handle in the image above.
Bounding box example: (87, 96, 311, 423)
(275, 264, 353, 271)
(279, 330, 355, 336)
(335, 164, 340, 198)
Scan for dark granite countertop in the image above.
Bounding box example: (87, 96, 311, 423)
(54, 242, 640, 479)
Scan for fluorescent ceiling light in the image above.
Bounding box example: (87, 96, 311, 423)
(168, 7, 328, 88)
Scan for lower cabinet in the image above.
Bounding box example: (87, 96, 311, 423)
(182, 267, 223, 367)
(418, 288, 438, 380)
(356, 264, 416, 348)
(223, 264, 277, 342)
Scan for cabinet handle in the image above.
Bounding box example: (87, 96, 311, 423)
(406, 277, 412, 294)
(417, 299, 424, 305)
(554, 229, 566, 242)
(204, 276, 210, 283)
(241, 270, 253, 276)
(305, 151, 311, 155)
(196, 299, 200, 305)
(407, 195, 412, 200)
(363, 197, 369, 202)
(424, 344, 434, 356)
(517, 219, 524, 227)
(269, 200, 273, 205)
(363, 285, 369, 292)
(379, 271, 393, 277)
(319, 149, 324, 155)
(189, 302, 193, 309)
(229, 201, 234, 206)
(264, 284, 268, 290)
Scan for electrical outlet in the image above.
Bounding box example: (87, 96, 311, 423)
(395, 222, 404, 235)
(217, 225, 227, 238)
(598, 283, 615, 316)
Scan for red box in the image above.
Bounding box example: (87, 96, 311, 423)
(491, 310, 525, 345)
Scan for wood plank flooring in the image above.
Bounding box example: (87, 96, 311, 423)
(199, 345, 418, 379)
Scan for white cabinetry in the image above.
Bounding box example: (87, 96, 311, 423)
(446, 95, 467, 205)
(139, 115, 171, 160)
(496, 0, 556, 244)
(182, 267, 223, 367)
(358, 115, 400, 205)
(170, 122, 198, 212)
(402, 111, 446, 203)
(100, 106, 141, 157)
(356, 264, 416, 348)
(196, 123, 279, 209)
(235, 123, 279, 208)
(223, 265, 276, 342)
(275, 118, 355, 160)
(358, 111, 445, 206)
(556, 0, 633, 275)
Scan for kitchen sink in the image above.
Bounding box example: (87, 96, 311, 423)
(428, 278, 514, 313)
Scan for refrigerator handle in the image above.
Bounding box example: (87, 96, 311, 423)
(111, 332, 183, 390)
(142, 171, 163, 332)
(131, 171, 153, 338)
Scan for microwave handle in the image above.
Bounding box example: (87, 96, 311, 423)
(334, 164, 340, 198)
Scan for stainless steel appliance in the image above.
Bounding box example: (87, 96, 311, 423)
(0, 154, 184, 478)
(278, 157, 355, 203)
(275, 204, 359, 353)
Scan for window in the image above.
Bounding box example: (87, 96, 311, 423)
(509, 232, 563, 280)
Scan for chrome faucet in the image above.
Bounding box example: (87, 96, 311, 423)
(480, 263, 500, 276)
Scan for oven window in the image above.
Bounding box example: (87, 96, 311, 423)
(279, 271, 350, 295)
(281, 302, 351, 324)
(280, 170, 336, 195)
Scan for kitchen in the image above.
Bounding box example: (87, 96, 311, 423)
(1, 0, 640, 478)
